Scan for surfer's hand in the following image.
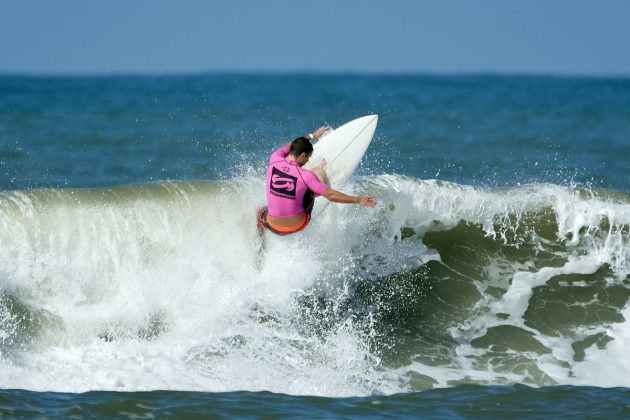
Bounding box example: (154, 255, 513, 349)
(357, 195, 377, 207)
(312, 125, 331, 139)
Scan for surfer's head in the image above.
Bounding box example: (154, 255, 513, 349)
(289, 137, 314, 166)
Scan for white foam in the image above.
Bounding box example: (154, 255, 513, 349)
(571, 305, 630, 388)
(0, 179, 404, 395)
(2, 176, 630, 394)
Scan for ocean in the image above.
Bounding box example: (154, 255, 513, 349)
(1, 74, 630, 417)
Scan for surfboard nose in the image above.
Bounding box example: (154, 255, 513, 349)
(361, 114, 378, 125)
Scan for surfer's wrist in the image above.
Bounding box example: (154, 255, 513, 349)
(307, 133, 314, 140)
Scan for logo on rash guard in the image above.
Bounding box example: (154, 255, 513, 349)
(270, 166, 297, 198)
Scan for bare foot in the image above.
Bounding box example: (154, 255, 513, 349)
(313, 158, 327, 171)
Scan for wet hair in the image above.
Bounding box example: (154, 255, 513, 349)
(290, 137, 314, 157)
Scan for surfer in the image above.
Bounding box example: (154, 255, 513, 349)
(257, 125, 377, 235)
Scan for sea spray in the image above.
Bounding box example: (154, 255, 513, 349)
(1, 175, 630, 395)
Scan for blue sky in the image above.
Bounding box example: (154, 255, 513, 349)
(2, 0, 629, 76)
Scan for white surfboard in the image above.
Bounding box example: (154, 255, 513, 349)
(304, 115, 378, 189)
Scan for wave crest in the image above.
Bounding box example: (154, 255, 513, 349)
(1, 176, 630, 393)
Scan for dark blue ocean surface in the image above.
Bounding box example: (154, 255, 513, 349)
(2, 74, 630, 417)
(2, 385, 630, 418)
(1, 74, 629, 191)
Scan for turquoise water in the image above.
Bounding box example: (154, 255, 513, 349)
(2, 386, 630, 418)
(1, 74, 630, 416)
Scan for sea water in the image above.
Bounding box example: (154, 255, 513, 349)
(1, 74, 630, 416)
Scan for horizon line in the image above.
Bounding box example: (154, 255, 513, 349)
(1, 69, 630, 81)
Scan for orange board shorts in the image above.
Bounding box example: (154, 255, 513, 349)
(257, 189, 315, 236)
(257, 206, 311, 235)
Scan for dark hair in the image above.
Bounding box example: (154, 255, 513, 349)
(290, 137, 313, 157)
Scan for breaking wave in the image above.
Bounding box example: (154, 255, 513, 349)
(1, 175, 630, 395)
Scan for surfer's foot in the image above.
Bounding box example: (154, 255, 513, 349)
(312, 163, 329, 186)
(313, 159, 327, 171)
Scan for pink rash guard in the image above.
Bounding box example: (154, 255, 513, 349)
(266, 146, 329, 217)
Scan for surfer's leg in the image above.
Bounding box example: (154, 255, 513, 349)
(255, 229, 266, 269)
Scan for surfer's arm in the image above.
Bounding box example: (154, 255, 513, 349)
(323, 189, 377, 207)
(283, 125, 331, 148)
